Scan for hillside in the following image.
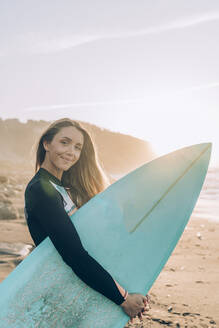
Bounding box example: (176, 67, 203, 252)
(0, 118, 155, 177)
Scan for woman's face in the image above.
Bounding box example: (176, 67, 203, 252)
(43, 126, 84, 172)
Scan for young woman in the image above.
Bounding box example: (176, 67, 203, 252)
(24, 118, 149, 322)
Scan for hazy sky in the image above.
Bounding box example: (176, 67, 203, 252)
(0, 1, 219, 166)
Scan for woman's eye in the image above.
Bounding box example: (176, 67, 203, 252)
(61, 141, 81, 150)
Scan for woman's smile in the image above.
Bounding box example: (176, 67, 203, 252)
(59, 155, 76, 168)
(60, 156, 73, 164)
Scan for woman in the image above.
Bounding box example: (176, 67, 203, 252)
(24, 118, 149, 322)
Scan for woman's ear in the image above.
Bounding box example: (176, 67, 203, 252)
(43, 140, 49, 152)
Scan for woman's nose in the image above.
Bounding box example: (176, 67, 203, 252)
(67, 145, 76, 156)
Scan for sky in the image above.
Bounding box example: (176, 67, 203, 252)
(0, 0, 219, 166)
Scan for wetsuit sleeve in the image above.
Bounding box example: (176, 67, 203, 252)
(28, 180, 125, 305)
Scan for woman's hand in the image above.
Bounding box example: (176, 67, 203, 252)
(120, 293, 150, 322)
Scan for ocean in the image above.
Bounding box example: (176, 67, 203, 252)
(193, 167, 219, 222)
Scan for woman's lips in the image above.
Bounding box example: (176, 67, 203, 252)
(60, 156, 73, 163)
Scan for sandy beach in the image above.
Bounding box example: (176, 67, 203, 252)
(125, 216, 219, 328)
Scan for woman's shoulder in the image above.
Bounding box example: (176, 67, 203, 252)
(25, 172, 59, 200)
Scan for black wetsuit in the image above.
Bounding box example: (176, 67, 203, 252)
(24, 167, 124, 305)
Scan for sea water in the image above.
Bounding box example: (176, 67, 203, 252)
(193, 167, 219, 222)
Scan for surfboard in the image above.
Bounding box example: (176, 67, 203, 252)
(0, 143, 211, 328)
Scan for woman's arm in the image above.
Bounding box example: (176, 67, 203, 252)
(26, 180, 125, 305)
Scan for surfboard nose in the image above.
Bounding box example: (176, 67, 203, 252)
(119, 142, 212, 233)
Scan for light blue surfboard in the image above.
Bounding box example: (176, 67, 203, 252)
(0, 143, 211, 328)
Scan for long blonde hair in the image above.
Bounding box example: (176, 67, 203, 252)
(35, 118, 109, 207)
